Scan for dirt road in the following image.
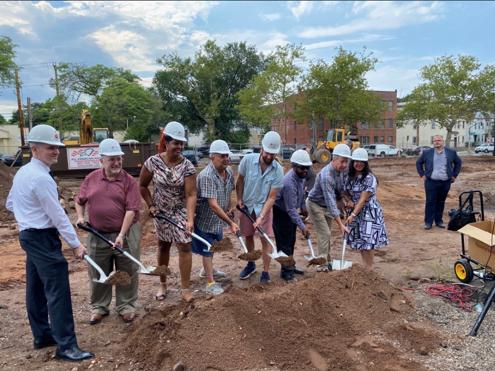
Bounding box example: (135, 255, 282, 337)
(1, 156, 495, 370)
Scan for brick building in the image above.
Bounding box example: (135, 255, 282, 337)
(270, 90, 398, 147)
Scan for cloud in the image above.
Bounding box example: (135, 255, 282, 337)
(366, 64, 421, 97)
(300, 1, 444, 38)
(0, 2, 37, 36)
(305, 34, 394, 51)
(0, 100, 18, 120)
(259, 12, 282, 22)
(88, 26, 156, 72)
(288, 1, 314, 20)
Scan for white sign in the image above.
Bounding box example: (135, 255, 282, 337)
(67, 146, 101, 170)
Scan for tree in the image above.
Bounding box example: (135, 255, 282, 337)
(402, 55, 495, 147)
(0, 113, 6, 125)
(237, 44, 304, 138)
(92, 77, 164, 141)
(0, 36, 16, 89)
(396, 89, 430, 146)
(51, 63, 138, 102)
(154, 40, 264, 142)
(297, 47, 383, 135)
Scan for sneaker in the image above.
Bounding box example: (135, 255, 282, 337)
(205, 282, 224, 296)
(293, 267, 304, 275)
(239, 262, 256, 280)
(199, 268, 227, 279)
(280, 269, 294, 282)
(424, 224, 432, 230)
(316, 264, 329, 272)
(260, 271, 271, 284)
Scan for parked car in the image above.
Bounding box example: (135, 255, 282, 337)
(196, 145, 210, 158)
(229, 150, 243, 164)
(281, 146, 295, 160)
(241, 148, 253, 155)
(474, 143, 495, 153)
(363, 144, 400, 157)
(0, 151, 23, 167)
(182, 150, 199, 166)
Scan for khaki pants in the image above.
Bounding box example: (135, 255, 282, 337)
(306, 199, 333, 263)
(87, 223, 140, 315)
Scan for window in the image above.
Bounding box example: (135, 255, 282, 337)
(380, 136, 385, 143)
(430, 136, 435, 144)
(388, 136, 393, 143)
(386, 101, 393, 112)
(376, 120, 385, 128)
(360, 136, 370, 144)
(431, 122, 436, 129)
(386, 119, 394, 128)
(462, 123, 465, 129)
(374, 136, 379, 143)
(361, 121, 369, 129)
(406, 135, 410, 142)
(413, 136, 417, 145)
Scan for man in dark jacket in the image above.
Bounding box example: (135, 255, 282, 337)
(416, 135, 462, 230)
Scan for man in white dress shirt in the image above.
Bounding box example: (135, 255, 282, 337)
(6, 124, 94, 361)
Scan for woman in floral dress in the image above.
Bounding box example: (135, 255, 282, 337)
(343, 148, 388, 270)
(139, 121, 197, 302)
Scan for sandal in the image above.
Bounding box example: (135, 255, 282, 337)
(120, 312, 136, 323)
(181, 288, 194, 303)
(155, 293, 167, 301)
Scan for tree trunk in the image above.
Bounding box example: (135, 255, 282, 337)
(445, 128, 452, 148)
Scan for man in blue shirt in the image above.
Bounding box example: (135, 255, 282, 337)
(236, 131, 284, 283)
(416, 135, 462, 230)
(273, 150, 312, 281)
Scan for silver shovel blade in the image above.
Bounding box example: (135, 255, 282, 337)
(331, 260, 353, 271)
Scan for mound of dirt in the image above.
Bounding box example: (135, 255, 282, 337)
(0, 162, 15, 222)
(122, 266, 441, 370)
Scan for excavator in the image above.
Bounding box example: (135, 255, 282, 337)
(310, 128, 360, 164)
(63, 109, 109, 145)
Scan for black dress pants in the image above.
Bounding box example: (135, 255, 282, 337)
(19, 228, 78, 351)
(272, 205, 297, 258)
(424, 178, 451, 226)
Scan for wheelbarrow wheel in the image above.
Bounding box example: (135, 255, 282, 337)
(454, 259, 474, 283)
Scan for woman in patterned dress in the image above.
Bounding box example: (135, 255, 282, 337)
(343, 148, 388, 270)
(139, 121, 197, 302)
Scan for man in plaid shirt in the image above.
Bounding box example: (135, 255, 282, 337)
(192, 140, 239, 295)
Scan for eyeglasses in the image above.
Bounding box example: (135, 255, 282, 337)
(296, 165, 310, 170)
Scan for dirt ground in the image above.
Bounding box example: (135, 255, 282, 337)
(1, 156, 495, 370)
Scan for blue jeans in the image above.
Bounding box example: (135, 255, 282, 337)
(424, 178, 451, 225)
(191, 226, 223, 257)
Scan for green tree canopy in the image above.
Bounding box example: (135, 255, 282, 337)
(237, 43, 304, 131)
(297, 47, 383, 135)
(402, 55, 495, 146)
(0, 113, 6, 125)
(92, 76, 165, 141)
(154, 40, 264, 143)
(51, 63, 138, 102)
(0, 36, 16, 89)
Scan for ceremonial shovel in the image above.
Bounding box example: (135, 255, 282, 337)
(78, 223, 170, 276)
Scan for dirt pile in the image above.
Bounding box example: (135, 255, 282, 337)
(122, 266, 441, 370)
(0, 162, 15, 223)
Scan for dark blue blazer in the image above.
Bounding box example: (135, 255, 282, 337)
(416, 147, 462, 179)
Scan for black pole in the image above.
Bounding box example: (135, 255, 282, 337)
(469, 282, 495, 336)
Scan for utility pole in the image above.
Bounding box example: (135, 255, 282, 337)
(27, 97, 32, 130)
(15, 69, 25, 146)
(52, 63, 60, 97)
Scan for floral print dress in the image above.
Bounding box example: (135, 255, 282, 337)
(344, 173, 388, 250)
(144, 154, 196, 244)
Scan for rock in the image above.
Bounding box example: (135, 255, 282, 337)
(308, 349, 328, 371)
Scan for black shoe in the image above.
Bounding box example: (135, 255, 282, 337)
(424, 224, 432, 230)
(33, 336, 57, 350)
(56, 346, 94, 362)
(293, 267, 304, 275)
(281, 270, 294, 282)
(436, 222, 446, 229)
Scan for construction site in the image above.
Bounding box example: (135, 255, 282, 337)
(1, 154, 495, 371)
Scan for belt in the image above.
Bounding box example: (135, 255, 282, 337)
(23, 227, 58, 233)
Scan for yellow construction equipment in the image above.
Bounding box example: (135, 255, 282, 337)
(62, 109, 109, 145)
(311, 128, 359, 164)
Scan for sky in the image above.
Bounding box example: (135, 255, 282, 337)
(0, 1, 494, 119)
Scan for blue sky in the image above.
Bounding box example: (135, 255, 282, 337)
(1, 1, 494, 119)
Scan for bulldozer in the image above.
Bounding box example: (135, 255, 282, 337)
(310, 128, 359, 164)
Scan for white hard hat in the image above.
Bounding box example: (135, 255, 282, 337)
(164, 121, 187, 142)
(27, 124, 65, 146)
(290, 149, 312, 166)
(261, 131, 281, 154)
(332, 143, 351, 159)
(351, 148, 368, 162)
(209, 140, 230, 155)
(99, 138, 124, 156)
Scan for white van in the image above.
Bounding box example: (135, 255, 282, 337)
(362, 144, 400, 157)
